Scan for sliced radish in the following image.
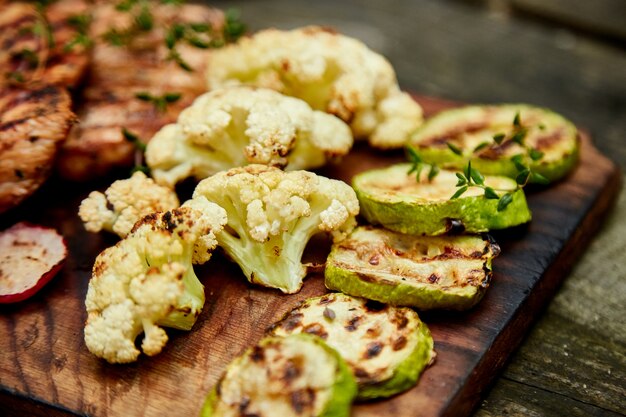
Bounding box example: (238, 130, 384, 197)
(0, 222, 67, 303)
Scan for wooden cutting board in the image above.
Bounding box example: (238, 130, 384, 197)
(0, 95, 620, 417)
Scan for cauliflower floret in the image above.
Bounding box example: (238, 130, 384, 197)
(145, 86, 353, 188)
(78, 171, 180, 238)
(84, 198, 227, 363)
(191, 164, 359, 294)
(206, 26, 423, 149)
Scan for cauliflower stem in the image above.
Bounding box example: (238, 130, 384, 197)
(192, 164, 359, 294)
(84, 198, 227, 363)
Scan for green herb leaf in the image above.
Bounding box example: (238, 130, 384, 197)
(510, 154, 527, 171)
(135, 5, 153, 31)
(464, 161, 472, 184)
(484, 187, 499, 199)
(446, 142, 463, 156)
(497, 192, 514, 211)
(455, 172, 467, 186)
(115, 0, 138, 12)
(516, 169, 531, 185)
(530, 172, 550, 185)
(167, 49, 193, 71)
(122, 128, 147, 152)
(529, 148, 544, 161)
(190, 23, 211, 33)
(224, 8, 246, 42)
(164, 92, 181, 103)
(513, 112, 521, 127)
(63, 33, 93, 53)
(470, 167, 485, 185)
(131, 165, 151, 175)
(493, 133, 506, 145)
(406, 146, 421, 163)
(428, 164, 440, 181)
(187, 37, 210, 49)
(473, 141, 490, 153)
(511, 127, 527, 145)
(135, 92, 153, 101)
(450, 186, 468, 200)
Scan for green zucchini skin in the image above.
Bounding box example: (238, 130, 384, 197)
(200, 334, 357, 417)
(353, 164, 532, 235)
(357, 319, 434, 400)
(324, 227, 500, 310)
(409, 104, 580, 182)
(268, 293, 435, 401)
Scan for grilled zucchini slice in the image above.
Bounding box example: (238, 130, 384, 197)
(325, 226, 500, 310)
(353, 163, 531, 235)
(409, 104, 579, 182)
(201, 334, 356, 417)
(268, 293, 435, 400)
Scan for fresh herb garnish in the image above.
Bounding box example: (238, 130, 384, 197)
(451, 161, 511, 210)
(223, 8, 246, 42)
(450, 111, 550, 210)
(491, 111, 551, 186)
(135, 91, 182, 112)
(122, 127, 147, 152)
(122, 128, 151, 174)
(64, 14, 93, 52)
(407, 146, 439, 183)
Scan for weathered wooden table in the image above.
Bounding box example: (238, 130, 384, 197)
(1, 1, 624, 416)
(208, 0, 626, 415)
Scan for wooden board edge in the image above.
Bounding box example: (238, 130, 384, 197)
(443, 145, 622, 416)
(0, 388, 77, 417)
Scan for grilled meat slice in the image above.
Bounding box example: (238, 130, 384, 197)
(0, 84, 75, 213)
(0, 0, 90, 89)
(57, 2, 226, 181)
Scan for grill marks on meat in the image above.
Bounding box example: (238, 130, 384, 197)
(57, 3, 225, 181)
(0, 85, 75, 213)
(0, 1, 90, 89)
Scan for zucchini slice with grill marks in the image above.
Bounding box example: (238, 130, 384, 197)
(353, 163, 531, 235)
(201, 334, 357, 417)
(409, 104, 579, 182)
(268, 292, 435, 400)
(325, 226, 500, 310)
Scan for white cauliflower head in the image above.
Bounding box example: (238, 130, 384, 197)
(191, 164, 359, 294)
(145, 86, 353, 188)
(78, 171, 180, 238)
(84, 198, 227, 363)
(206, 26, 423, 149)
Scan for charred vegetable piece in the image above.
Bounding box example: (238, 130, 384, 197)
(268, 293, 435, 400)
(325, 226, 500, 310)
(353, 163, 531, 235)
(409, 104, 579, 182)
(201, 334, 357, 417)
(0, 222, 67, 303)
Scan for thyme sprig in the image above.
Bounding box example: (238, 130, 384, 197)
(122, 128, 151, 175)
(135, 91, 181, 112)
(407, 146, 439, 182)
(491, 111, 550, 186)
(64, 13, 93, 52)
(450, 161, 512, 211)
(103, 0, 153, 46)
(165, 8, 246, 71)
(450, 111, 550, 211)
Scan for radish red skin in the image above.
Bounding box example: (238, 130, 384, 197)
(0, 222, 68, 304)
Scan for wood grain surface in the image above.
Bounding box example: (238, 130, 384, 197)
(0, 95, 620, 417)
